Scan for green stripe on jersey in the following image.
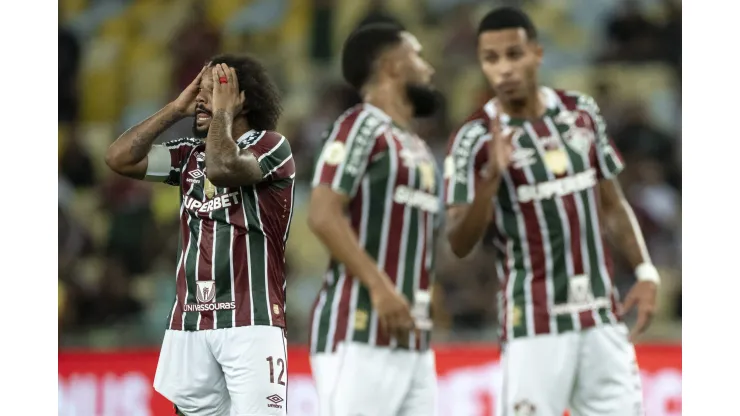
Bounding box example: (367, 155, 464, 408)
(243, 187, 270, 325)
(316, 267, 341, 352)
(402, 173, 421, 309)
(496, 180, 529, 338)
(352, 152, 391, 344)
(564, 136, 610, 325)
(183, 215, 201, 330)
(211, 188, 234, 329)
(259, 137, 291, 175)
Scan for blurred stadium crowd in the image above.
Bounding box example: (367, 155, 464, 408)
(58, 0, 681, 347)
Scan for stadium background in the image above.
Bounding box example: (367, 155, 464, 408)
(57, 0, 682, 414)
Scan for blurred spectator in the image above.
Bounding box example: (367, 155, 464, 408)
(59, 134, 96, 189)
(592, 81, 624, 131)
(612, 101, 676, 163)
(59, 25, 81, 125)
(660, 0, 681, 80)
(100, 176, 156, 275)
(600, 0, 661, 63)
(435, 241, 498, 332)
(441, 4, 477, 66)
(627, 159, 680, 267)
(356, 0, 405, 29)
(67, 255, 144, 329)
(170, 0, 221, 93)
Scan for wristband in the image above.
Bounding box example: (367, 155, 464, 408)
(635, 263, 660, 285)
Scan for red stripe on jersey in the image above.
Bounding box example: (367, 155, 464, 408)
(329, 183, 367, 348)
(197, 218, 216, 330)
(259, 181, 290, 327)
(230, 191, 252, 326)
(317, 109, 363, 184)
(419, 212, 430, 291)
(509, 168, 549, 335)
(602, 240, 620, 320)
(376, 136, 409, 347)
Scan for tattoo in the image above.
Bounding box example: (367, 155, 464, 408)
(128, 115, 179, 159)
(205, 110, 263, 185)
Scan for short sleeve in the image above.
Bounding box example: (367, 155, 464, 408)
(444, 120, 490, 205)
(577, 94, 625, 180)
(146, 137, 200, 186)
(237, 131, 295, 181)
(311, 110, 385, 198)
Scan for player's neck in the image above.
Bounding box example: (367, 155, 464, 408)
(231, 119, 251, 141)
(501, 87, 546, 120)
(363, 84, 414, 130)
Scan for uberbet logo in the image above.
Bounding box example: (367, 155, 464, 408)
(183, 192, 240, 213)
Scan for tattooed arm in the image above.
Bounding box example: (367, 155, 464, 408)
(203, 109, 263, 187)
(104, 103, 185, 179)
(105, 67, 206, 180)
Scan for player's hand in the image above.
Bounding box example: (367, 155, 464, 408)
(211, 64, 245, 116)
(482, 102, 515, 184)
(370, 282, 416, 341)
(620, 281, 658, 342)
(172, 66, 207, 117)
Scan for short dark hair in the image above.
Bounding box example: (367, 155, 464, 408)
(478, 7, 538, 41)
(208, 53, 282, 131)
(341, 23, 404, 91)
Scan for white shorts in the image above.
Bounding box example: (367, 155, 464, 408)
(311, 342, 437, 416)
(498, 323, 643, 416)
(154, 326, 288, 416)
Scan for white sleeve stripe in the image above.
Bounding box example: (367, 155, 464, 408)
(264, 153, 293, 178)
(257, 136, 286, 162)
(330, 113, 372, 190)
(237, 131, 267, 147)
(144, 145, 172, 181)
(310, 112, 362, 186)
(445, 120, 486, 203)
(164, 137, 200, 149)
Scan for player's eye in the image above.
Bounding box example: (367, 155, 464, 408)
(483, 53, 498, 63)
(507, 49, 524, 60)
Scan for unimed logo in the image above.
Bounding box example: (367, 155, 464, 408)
(266, 394, 284, 409)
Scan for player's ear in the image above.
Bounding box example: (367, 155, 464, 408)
(532, 42, 544, 65)
(238, 91, 249, 116)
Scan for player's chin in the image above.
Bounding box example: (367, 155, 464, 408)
(192, 123, 210, 139)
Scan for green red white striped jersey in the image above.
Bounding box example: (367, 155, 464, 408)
(309, 103, 441, 353)
(159, 130, 295, 331)
(444, 87, 625, 341)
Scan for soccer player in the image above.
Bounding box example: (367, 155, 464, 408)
(444, 8, 659, 416)
(105, 54, 294, 416)
(307, 23, 441, 416)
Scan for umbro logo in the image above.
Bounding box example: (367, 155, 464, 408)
(189, 169, 204, 179)
(266, 394, 284, 409)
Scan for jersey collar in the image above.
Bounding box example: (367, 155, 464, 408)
(483, 86, 561, 125)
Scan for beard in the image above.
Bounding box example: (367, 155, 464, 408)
(405, 83, 441, 118)
(192, 118, 208, 139)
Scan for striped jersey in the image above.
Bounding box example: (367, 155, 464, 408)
(158, 130, 295, 331)
(309, 103, 441, 353)
(444, 87, 625, 341)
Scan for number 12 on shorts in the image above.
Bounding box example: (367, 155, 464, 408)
(266, 356, 286, 386)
